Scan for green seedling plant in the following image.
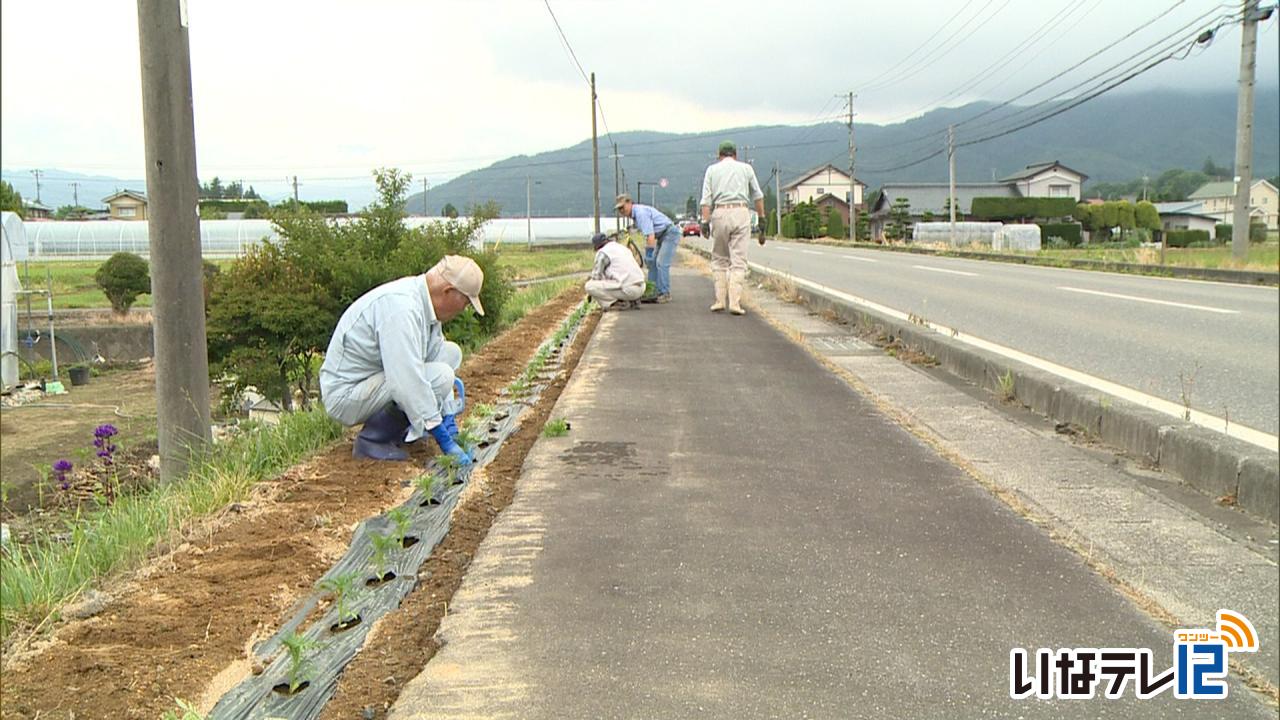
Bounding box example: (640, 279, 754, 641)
(542, 418, 570, 438)
(318, 571, 361, 626)
(416, 473, 439, 505)
(280, 631, 321, 694)
(386, 507, 412, 545)
(436, 453, 461, 485)
(470, 402, 496, 421)
(997, 370, 1015, 402)
(161, 698, 206, 720)
(368, 531, 397, 581)
(455, 426, 482, 452)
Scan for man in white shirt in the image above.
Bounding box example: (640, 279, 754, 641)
(585, 232, 646, 310)
(700, 140, 765, 315)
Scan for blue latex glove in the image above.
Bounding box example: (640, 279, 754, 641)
(428, 423, 472, 465)
(440, 413, 459, 439)
(644, 246, 656, 265)
(453, 378, 466, 411)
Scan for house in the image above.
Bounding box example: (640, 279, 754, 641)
(21, 199, 52, 220)
(867, 160, 1088, 240)
(999, 161, 1088, 200)
(102, 190, 148, 221)
(782, 164, 866, 225)
(1152, 201, 1218, 234)
(1187, 179, 1279, 230)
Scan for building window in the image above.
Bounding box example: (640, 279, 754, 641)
(817, 188, 824, 195)
(118, 206, 136, 218)
(1049, 184, 1071, 197)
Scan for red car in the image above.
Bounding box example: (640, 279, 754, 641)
(681, 221, 702, 237)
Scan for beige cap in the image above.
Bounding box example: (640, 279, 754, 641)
(435, 255, 485, 316)
(614, 193, 632, 210)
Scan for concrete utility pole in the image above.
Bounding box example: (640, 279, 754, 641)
(527, 174, 533, 250)
(948, 125, 957, 246)
(774, 161, 782, 240)
(69, 182, 80, 207)
(590, 72, 600, 234)
(422, 178, 429, 216)
(610, 143, 624, 232)
(291, 175, 300, 204)
(1231, 0, 1260, 259)
(137, 0, 211, 483)
(847, 91, 856, 242)
(29, 169, 43, 203)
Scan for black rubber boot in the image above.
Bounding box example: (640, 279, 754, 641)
(353, 406, 411, 461)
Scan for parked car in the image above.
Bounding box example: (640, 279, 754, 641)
(682, 221, 702, 237)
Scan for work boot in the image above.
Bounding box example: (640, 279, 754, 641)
(727, 269, 747, 316)
(353, 407, 411, 461)
(710, 271, 728, 312)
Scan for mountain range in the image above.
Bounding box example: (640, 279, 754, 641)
(6, 89, 1276, 218)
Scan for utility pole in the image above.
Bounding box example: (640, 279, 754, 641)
(527, 174, 533, 251)
(291, 175, 300, 204)
(847, 91, 856, 242)
(69, 181, 80, 207)
(1231, 0, 1260, 259)
(29, 169, 43, 203)
(137, 0, 211, 483)
(590, 72, 600, 234)
(422, 178, 429, 216)
(610, 143, 624, 232)
(774, 161, 782, 240)
(948, 125, 957, 246)
(1142, 174, 1149, 202)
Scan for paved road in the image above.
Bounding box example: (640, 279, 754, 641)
(690, 238, 1280, 441)
(389, 271, 1272, 719)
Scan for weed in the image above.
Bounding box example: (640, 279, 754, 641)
(386, 508, 412, 545)
(280, 631, 321, 694)
(1177, 363, 1201, 421)
(368, 531, 397, 580)
(161, 698, 206, 720)
(997, 370, 1015, 402)
(542, 418, 570, 438)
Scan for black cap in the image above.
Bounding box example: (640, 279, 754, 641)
(591, 232, 609, 249)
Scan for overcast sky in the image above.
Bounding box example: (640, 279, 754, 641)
(2, 0, 1276, 186)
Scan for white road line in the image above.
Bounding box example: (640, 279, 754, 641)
(836, 254, 878, 263)
(748, 262, 1278, 452)
(1058, 286, 1240, 315)
(801, 249, 826, 256)
(913, 265, 977, 277)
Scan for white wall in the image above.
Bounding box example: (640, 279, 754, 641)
(785, 169, 864, 208)
(1017, 169, 1082, 201)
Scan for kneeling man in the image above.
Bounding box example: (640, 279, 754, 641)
(320, 255, 484, 465)
(585, 232, 645, 310)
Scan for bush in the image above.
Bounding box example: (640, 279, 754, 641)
(1164, 229, 1211, 248)
(781, 214, 797, 238)
(970, 196, 1076, 221)
(1038, 222, 1082, 246)
(784, 202, 822, 239)
(1213, 223, 1269, 243)
(826, 208, 845, 239)
(1215, 223, 1233, 241)
(94, 253, 151, 315)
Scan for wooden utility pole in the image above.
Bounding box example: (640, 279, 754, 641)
(847, 91, 856, 242)
(29, 169, 43, 203)
(774, 161, 782, 240)
(610, 143, 624, 232)
(137, 0, 211, 482)
(948, 125, 957, 246)
(1231, 0, 1260, 259)
(69, 181, 80, 207)
(422, 178, 429, 216)
(291, 175, 300, 204)
(590, 72, 600, 234)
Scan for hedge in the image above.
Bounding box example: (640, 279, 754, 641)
(970, 196, 1077, 221)
(1215, 223, 1269, 243)
(199, 199, 269, 214)
(1038, 222, 1082, 246)
(1164, 229, 1211, 248)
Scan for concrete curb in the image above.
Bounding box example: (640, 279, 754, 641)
(789, 239, 1280, 286)
(687, 245, 1279, 525)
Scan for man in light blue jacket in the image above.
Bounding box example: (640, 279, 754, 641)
(320, 255, 485, 464)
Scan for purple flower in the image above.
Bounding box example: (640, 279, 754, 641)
(52, 459, 74, 490)
(94, 424, 118, 440)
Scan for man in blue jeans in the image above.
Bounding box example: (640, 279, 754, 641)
(615, 193, 678, 304)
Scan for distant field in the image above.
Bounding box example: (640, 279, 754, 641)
(491, 246, 592, 281)
(1034, 242, 1279, 272)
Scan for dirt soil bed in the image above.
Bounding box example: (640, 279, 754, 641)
(0, 288, 590, 720)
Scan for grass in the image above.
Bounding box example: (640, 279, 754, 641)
(491, 246, 593, 281)
(541, 418, 570, 438)
(1034, 243, 1279, 271)
(13, 259, 234, 311)
(499, 278, 580, 327)
(0, 407, 342, 642)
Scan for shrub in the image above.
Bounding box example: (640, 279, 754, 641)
(970, 197, 1076, 221)
(1038, 222, 1082, 246)
(1215, 223, 1233, 241)
(1214, 223, 1269, 243)
(781, 214, 796, 238)
(1134, 201, 1160, 231)
(1164, 229, 1211, 248)
(94, 253, 151, 315)
(826, 208, 845, 239)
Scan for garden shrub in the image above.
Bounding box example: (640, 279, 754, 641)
(1164, 229, 1211, 248)
(1038, 222, 1081, 246)
(94, 252, 150, 315)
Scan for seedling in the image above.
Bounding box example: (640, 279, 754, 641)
(161, 698, 206, 720)
(387, 507, 415, 545)
(455, 427, 482, 452)
(997, 370, 1015, 402)
(436, 453, 463, 485)
(470, 402, 496, 421)
(416, 473, 440, 506)
(367, 531, 398, 585)
(542, 418, 570, 438)
(319, 572, 362, 630)
(277, 631, 321, 695)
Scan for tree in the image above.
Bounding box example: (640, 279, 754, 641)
(888, 198, 911, 240)
(245, 185, 260, 200)
(856, 212, 870, 241)
(0, 180, 23, 217)
(441, 202, 458, 218)
(94, 253, 151, 315)
(1202, 156, 1229, 179)
(763, 185, 777, 220)
(685, 195, 696, 217)
(826, 207, 844, 239)
(199, 205, 227, 220)
(1135, 201, 1160, 232)
(787, 202, 822, 239)
(200, 176, 225, 199)
(55, 205, 90, 220)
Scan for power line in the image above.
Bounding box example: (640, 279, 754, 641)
(852, 0, 978, 93)
(858, 0, 1011, 94)
(542, 0, 589, 85)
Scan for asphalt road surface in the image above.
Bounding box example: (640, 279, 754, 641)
(691, 238, 1280, 443)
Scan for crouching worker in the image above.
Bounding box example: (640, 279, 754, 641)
(319, 255, 486, 465)
(585, 232, 645, 310)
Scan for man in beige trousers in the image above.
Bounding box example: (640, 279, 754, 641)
(700, 140, 765, 315)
